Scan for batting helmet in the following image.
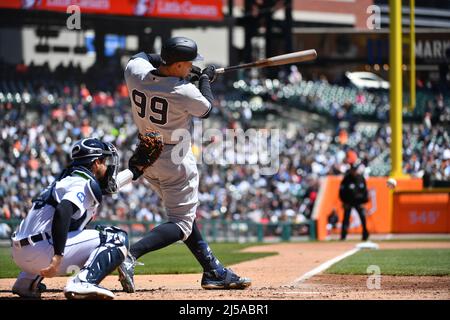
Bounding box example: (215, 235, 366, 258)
(160, 37, 204, 65)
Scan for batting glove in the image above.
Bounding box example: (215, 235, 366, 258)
(201, 65, 217, 83)
(186, 65, 202, 83)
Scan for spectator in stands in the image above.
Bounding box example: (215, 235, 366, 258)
(288, 65, 302, 84)
(0, 59, 449, 236)
(326, 208, 339, 235)
(0, 222, 11, 239)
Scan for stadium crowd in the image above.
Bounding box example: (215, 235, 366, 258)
(0, 61, 449, 233)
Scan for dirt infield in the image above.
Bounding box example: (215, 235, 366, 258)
(1, 241, 449, 300)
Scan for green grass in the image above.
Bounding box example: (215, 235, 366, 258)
(0, 247, 19, 278)
(0, 243, 277, 278)
(326, 249, 450, 276)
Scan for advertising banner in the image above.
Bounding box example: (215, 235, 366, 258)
(0, 0, 223, 21)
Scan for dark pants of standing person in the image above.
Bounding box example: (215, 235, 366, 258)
(340, 204, 369, 241)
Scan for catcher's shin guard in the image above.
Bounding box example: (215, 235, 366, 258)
(76, 226, 129, 284)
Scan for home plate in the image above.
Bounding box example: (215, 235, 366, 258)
(356, 241, 379, 250)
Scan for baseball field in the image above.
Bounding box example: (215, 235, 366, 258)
(1, 240, 449, 300)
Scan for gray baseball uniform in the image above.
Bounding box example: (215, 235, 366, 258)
(124, 52, 211, 239)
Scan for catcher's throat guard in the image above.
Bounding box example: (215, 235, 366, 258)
(100, 142, 120, 194)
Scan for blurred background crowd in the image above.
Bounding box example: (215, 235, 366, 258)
(1, 60, 449, 234)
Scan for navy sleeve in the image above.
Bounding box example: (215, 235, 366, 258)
(51, 200, 78, 256)
(198, 75, 214, 118)
(89, 179, 103, 204)
(147, 53, 163, 68)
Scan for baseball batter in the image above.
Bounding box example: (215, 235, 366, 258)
(11, 138, 129, 300)
(119, 36, 251, 291)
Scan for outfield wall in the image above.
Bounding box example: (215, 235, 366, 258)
(1, 176, 448, 243)
(314, 176, 450, 240)
(393, 191, 450, 233)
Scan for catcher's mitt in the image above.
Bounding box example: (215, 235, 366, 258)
(128, 131, 163, 180)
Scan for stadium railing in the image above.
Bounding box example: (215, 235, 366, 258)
(0, 218, 317, 243)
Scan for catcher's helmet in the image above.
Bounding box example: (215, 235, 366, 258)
(160, 37, 204, 65)
(71, 138, 120, 194)
(71, 138, 115, 165)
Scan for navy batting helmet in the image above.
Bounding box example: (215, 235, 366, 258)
(160, 37, 204, 65)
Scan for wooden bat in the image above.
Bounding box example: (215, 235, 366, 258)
(215, 49, 317, 74)
(116, 169, 134, 190)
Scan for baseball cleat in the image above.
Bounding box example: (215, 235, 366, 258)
(12, 286, 42, 299)
(64, 279, 114, 300)
(12, 278, 46, 299)
(201, 268, 252, 290)
(38, 282, 47, 293)
(362, 230, 370, 241)
(12, 287, 41, 299)
(118, 253, 136, 293)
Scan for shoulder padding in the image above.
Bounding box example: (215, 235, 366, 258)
(88, 179, 103, 205)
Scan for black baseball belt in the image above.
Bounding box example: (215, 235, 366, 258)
(12, 232, 51, 248)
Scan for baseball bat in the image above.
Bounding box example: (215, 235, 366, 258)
(215, 49, 317, 74)
(116, 169, 133, 190)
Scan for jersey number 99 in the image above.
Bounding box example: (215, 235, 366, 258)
(132, 89, 168, 125)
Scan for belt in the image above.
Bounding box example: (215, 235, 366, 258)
(12, 232, 51, 248)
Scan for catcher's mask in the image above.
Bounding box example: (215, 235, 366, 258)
(71, 138, 119, 194)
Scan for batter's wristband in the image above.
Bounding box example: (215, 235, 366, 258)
(199, 76, 214, 105)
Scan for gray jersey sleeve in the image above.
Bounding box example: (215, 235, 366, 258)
(176, 82, 212, 118)
(124, 52, 156, 81)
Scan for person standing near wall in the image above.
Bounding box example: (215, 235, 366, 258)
(339, 162, 370, 241)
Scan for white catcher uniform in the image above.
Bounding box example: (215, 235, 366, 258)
(11, 164, 128, 299)
(124, 52, 211, 239)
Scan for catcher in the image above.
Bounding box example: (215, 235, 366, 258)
(11, 138, 128, 299)
(118, 36, 251, 293)
(10, 135, 162, 299)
